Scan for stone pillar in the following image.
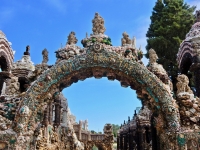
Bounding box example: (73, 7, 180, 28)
(129, 131, 133, 150)
(124, 134, 127, 150)
(48, 102, 53, 125)
(62, 109, 67, 125)
(120, 134, 123, 150)
(117, 135, 120, 150)
(138, 128, 145, 150)
(79, 120, 82, 140)
(54, 97, 61, 127)
(42, 106, 49, 126)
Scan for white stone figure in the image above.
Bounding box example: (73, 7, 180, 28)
(1, 82, 6, 95)
(176, 74, 194, 100)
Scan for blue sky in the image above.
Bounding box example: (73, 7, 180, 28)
(0, 0, 199, 132)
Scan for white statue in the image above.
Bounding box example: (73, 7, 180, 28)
(1, 82, 6, 95)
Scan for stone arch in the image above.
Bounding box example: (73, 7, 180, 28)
(179, 52, 193, 74)
(0, 38, 14, 71)
(13, 49, 180, 136)
(0, 50, 10, 71)
(177, 41, 193, 70)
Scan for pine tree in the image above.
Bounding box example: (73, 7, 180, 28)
(146, 0, 195, 84)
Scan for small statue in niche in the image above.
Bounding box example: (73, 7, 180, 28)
(176, 74, 193, 96)
(42, 48, 49, 64)
(121, 32, 131, 46)
(24, 45, 30, 56)
(67, 31, 78, 45)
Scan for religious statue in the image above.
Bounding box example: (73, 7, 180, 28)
(148, 49, 168, 75)
(92, 13, 106, 34)
(1, 82, 6, 95)
(42, 48, 49, 64)
(67, 31, 78, 45)
(147, 48, 172, 91)
(24, 45, 30, 56)
(121, 32, 131, 46)
(176, 74, 193, 96)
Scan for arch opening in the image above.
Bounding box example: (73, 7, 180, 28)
(0, 56, 8, 71)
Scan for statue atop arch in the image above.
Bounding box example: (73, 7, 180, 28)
(24, 45, 30, 56)
(42, 48, 49, 64)
(67, 31, 78, 45)
(92, 13, 106, 35)
(147, 49, 172, 92)
(121, 32, 131, 46)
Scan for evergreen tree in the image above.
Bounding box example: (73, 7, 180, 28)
(146, 0, 195, 85)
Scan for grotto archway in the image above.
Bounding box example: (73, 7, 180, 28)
(13, 48, 180, 136)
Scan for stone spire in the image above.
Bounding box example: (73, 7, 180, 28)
(92, 12, 106, 35)
(195, 10, 200, 23)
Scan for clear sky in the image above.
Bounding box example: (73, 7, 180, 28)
(0, 0, 199, 132)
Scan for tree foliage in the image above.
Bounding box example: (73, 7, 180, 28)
(146, 0, 196, 84)
(112, 124, 120, 137)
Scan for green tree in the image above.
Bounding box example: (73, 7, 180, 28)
(146, 0, 195, 85)
(112, 124, 120, 137)
(91, 130, 97, 134)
